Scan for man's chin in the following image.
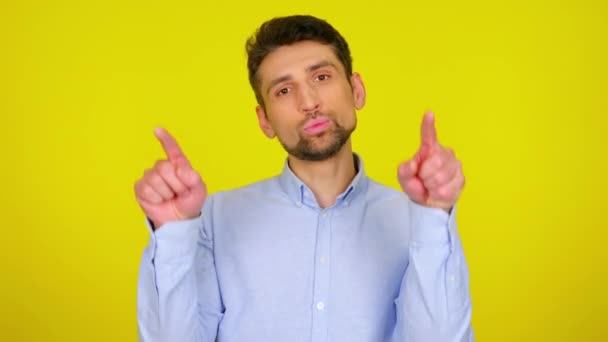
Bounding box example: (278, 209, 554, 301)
(288, 143, 345, 161)
(282, 127, 352, 161)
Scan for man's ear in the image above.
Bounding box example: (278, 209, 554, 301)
(256, 105, 276, 138)
(351, 72, 366, 110)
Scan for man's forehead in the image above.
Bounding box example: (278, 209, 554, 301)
(258, 41, 342, 84)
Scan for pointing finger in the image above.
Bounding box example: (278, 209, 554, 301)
(154, 127, 191, 167)
(420, 111, 438, 149)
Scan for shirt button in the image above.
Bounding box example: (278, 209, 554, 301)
(320, 256, 327, 264)
(321, 212, 328, 218)
(316, 302, 325, 311)
(448, 274, 456, 282)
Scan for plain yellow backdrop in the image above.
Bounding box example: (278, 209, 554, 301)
(1, 0, 606, 340)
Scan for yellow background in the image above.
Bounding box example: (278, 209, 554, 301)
(1, 0, 606, 340)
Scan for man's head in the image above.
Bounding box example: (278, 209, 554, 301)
(246, 15, 353, 108)
(246, 15, 366, 161)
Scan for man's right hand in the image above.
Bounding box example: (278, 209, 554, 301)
(134, 128, 207, 229)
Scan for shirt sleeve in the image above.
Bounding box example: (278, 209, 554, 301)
(392, 200, 474, 342)
(137, 197, 223, 341)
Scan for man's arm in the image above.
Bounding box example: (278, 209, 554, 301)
(134, 128, 221, 341)
(137, 211, 223, 341)
(394, 112, 472, 340)
(392, 202, 473, 341)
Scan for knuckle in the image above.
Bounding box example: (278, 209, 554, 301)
(425, 175, 437, 188)
(144, 170, 163, 187)
(154, 159, 170, 171)
(133, 180, 142, 194)
(149, 175, 168, 191)
(456, 159, 462, 170)
(433, 173, 445, 187)
(436, 187, 450, 199)
(141, 185, 154, 198)
(158, 160, 174, 174)
(145, 186, 162, 201)
(193, 171, 203, 182)
(432, 155, 443, 169)
(185, 168, 202, 182)
(135, 177, 146, 189)
(404, 181, 418, 195)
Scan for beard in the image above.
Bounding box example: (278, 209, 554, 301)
(279, 113, 356, 161)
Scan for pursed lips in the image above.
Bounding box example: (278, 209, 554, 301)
(303, 117, 331, 134)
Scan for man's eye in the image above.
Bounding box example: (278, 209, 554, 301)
(277, 88, 290, 96)
(316, 74, 330, 81)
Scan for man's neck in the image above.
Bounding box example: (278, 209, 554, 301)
(287, 141, 356, 208)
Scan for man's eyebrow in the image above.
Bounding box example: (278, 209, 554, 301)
(306, 60, 337, 73)
(265, 60, 338, 96)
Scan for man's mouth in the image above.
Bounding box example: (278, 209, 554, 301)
(303, 118, 331, 135)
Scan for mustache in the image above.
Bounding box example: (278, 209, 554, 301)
(300, 111, 330, 126)
(307, 111, 323, 119)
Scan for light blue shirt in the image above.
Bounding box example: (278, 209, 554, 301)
(137, 156, 473, 341)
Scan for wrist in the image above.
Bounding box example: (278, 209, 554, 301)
(150, 211, 201, 231)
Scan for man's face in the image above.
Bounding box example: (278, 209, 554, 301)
(255, 40, 366, 161)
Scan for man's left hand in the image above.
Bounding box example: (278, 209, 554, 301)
(397, 112, 465, 212)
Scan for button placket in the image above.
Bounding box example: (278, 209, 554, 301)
(311, 209, 332, 340)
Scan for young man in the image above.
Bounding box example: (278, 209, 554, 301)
(135, 15, 472, 342)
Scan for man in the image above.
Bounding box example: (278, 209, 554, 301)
(135, 15, 473, 342)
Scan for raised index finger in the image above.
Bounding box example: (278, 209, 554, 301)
(420, 111, 438, 148)
(154, 127, 190, 167)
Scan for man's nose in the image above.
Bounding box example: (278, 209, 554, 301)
(298, 84, 321, 114)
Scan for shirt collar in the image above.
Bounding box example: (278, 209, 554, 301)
(278, 153, 369, 208)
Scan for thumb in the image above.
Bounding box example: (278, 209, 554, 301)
(415, 144, 432, 164)
(398, 159, 418, 180)
(397, 159, 427, 204)
(176, 166, 203, 189)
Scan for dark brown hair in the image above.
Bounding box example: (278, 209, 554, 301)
(246, 15, 353, 107)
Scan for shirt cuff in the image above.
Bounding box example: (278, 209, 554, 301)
(409, 200, 457, 246)
(145, 215, 203, 263)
